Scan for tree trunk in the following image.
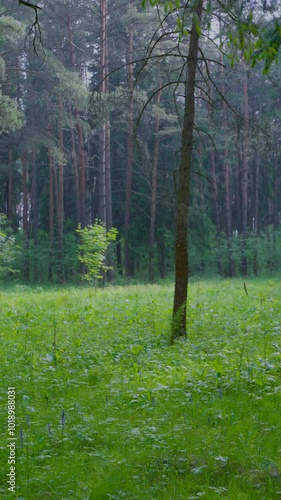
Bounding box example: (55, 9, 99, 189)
(209, 150, 220, 233)
(149, 87, 162, 282)
(22, 152, 29, 282)
(67, 14, 86, 228)
(77, 121, 86, 227)
(241, 61, 249, 275)
(124, 24, 134, 277)
(68, 102, 80, 225)
(105, 117, 112, 230)
(171, 0, 203, 342)
(221, 60, 234, 277)
(57, 103, 64, 282)
(48, 123, 54, 280)
(31, 148, 38, 244)
(8, 147, 13, 222)
(253, 151, 260, 275)
(99, 0, 112, 282)
(99, 0, 108, 225)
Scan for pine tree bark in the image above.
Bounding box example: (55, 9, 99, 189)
(57, 101, 64, 282)
(253, 151, 260, 275)
(99, 0, 110, 227)
(99, 0, 113, 281)
(70, 117, 80, 225)
(76, 121, 86, 227)
(48, 123, 54, 279)
(124, 24, 134, 277)
(105, 117, 112, 230)
(31, 148, 38, 244)
(149, 87, 162, 282)
(241, 61, 249, 275)
(171, 0, 203, 342)
(209, 150, 220, 235)
(8, 147, 13, 222)
(66, 14, 86, 228)
(220, 60, 234, 276)
(22, 152, 29, 282)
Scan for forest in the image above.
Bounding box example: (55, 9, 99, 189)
(2, 1, 281, 499)
(0, 0, 281, 286)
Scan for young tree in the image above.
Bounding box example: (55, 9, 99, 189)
(77, 221, 117, 281)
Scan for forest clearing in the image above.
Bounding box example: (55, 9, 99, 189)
(1, 278, 281, 499)
(1, 0, 281, 497)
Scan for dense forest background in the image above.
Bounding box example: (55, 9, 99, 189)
(1, 0, 281, 284)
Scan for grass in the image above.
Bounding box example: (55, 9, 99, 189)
(1, 277, 281, 499)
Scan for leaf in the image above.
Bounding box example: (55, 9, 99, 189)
(212, 359, 223, 377)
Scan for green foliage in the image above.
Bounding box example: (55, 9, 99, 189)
(252, 21, 281, 74)
(188, 210, 217, 274)
(77, 221, 118, 281)
(217, 228, 281, 277)
(0, 93, 22, 133)
(1, 280, 281, 497)
(0, 214, 18, 279)
(0, 16, 24, 43)
(16, 231, 80, 285)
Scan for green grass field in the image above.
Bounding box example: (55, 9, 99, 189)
(1, 278, 281, 499)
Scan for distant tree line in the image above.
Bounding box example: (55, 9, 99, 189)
(0, 0, 281, 284)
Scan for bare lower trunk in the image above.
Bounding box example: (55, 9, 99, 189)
(241, 61, 249, 275)
(149, 88, 162, 282)
(221, 59, 234, 277)
(77, 122, 86, 227)
(31, 149, 38, 244)
(48, 123, 54, 280)
(8, 147, 13, 222)
(125, 25, 134, 277)
(22, 152, 29, 282)
(253, 152, 260, 275)
(57, 113, 64, 282)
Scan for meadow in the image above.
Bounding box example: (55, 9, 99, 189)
(1, 277, 281, 499)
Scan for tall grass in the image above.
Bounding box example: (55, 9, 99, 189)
(1, 278, 281, 498)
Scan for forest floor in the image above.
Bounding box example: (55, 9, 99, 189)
(1, 277, 281, 499)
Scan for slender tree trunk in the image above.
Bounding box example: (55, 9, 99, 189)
(207, 93, 221, 274)
(116, 233, 123, 275)
(171, 0, 203, 342)
(209, 150, 220, 234)
(67, 14, 86, 228)
(22, 152, 29, 281)
(124, 24, 134, 277)
(241, 61, 249, 275)
(57, 102, 64, 282)
(221, 61, 234, 276)
(253, 151, 260, 275)
(254, 154, 260, 236)
(31, 148, 38, 244)
(99, 0, 109, 226)
(53, 163, 59, 223)
(273, 143, 279, 230)
(8, 147, 13, 222)
(68, 102, 81, 225)
(99, 127, 106, 223)
(76, 121, 86, 227)
(105, 117, 112, 229)
(98, 0, 113, 282)
(149, 87, 162, 282)
(48, 123, 54, 280)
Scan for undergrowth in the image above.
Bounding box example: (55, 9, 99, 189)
(1, 277, 281, 499)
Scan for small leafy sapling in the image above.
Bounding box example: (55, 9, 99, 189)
(76, 220, 118, 281)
